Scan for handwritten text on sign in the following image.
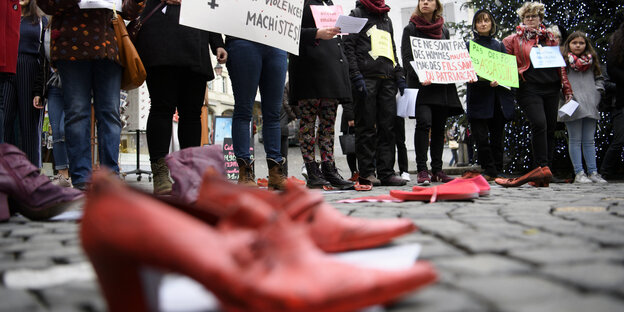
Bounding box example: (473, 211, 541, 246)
(409, 37, 477, 84)
(529, 46, 566, 68)
(179, 0, 304, 55)
(469, 41, 519, 88)
(310, 5, 343, 29)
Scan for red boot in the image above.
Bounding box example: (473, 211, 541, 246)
(81, 171, 437, 312)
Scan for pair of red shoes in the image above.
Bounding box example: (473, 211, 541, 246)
(390, 175, 490, 203)
(81, 169, 437, 312)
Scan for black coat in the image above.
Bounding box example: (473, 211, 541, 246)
(343, 1, 403, 81)
(135, 0, 224, 80)
(608, 49, 624, 109)
(466, 37, 515, 120)
(288, 0, 351, 103)
(401, 22, 463, 116)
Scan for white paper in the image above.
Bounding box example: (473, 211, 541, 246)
(78, 0, 122, 10)
(558, 99, 580, 118)
(159, 244, 422, 311)
(396, 88, 418, 117)
(530, 46, 566, 68)
(48, 210, 83, 221)
(335, 15, 367, 34)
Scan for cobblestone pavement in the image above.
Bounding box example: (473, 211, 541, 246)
(2, 146, 624, 311)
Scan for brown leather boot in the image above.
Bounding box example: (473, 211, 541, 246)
(267, 158, 287, 190)
(237, 158, 257, 187)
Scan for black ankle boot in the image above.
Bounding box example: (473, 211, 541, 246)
(321, 161, 354, 189)
(304, 161, 331, 189)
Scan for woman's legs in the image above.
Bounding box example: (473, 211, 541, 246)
(565, 118, 584, 174)
(257, 44, 287, 162)
(298, 99, 321, 163)
(47, 86, 69, 171)
(580, 118, 598, 174)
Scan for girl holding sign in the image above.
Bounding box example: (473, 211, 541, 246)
(400, 0, 462, 185)
(498, 1, 573, 188)
(465, 9, 515, 181)
(558, 32, 607, 183)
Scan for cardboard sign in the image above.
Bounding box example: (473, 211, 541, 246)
(179, 0, 305, 55)
(529, 46, 566, 68)
(368, 26, 395, 64)
(409, 37, 477, 84)
(469, 41, 519, 88)
(310, 5, 342, 29)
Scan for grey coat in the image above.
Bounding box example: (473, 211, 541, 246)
(558, 68, 604, 122)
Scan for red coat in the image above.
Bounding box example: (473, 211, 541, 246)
(0, 0, 21, 73)
(503, 32, 573, 96)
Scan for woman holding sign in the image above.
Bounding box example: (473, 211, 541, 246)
(465, 9, 515, 181)
(497, 1, 573, 188)
(288, 0, 353, 190)
(400, 0, 462, 185)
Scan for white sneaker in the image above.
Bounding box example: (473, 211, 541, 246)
(301, 165, 308, 180)
(588, 172, 607, 183)
(53, 173, 73, 188)
(400, 172, 411, 182)
(574, 171, 592, 183)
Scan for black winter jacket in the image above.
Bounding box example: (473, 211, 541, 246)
(288, 0, 351, 103)
(135, 0, 224, 80)
(401, 21, 462, 116)
(343, 1, 403, 81)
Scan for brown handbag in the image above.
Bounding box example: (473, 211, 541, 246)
(112, 10, 146, 90)
(127, 1, 166, 44)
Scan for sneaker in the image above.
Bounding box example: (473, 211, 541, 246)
(400, 172, 411, 182)
(588, 172, 607, 183)
(417, 170, 431, 185)
(574, 171, 592, 183)
(53, 173, 73, 188)
(381, 174, 407, 186)
(431, 171, 454, 183)
(301, 164, 308, 180)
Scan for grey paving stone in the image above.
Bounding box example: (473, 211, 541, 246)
(507, 294, 624, 312)
(40, 281, 105, 312)
(27, 233, 77, 243)
(2, 241, 63, 253)
(435, 254, 532, 275)
(509, 247, 624, 265)
(20, 246, 84, 260)
(449, 233, 537, 253)
(540, 262, 624, 294)
(388, 284, 488, 312)
(0, 288, 45, 312)
(0, 259, 52, 272)
(7, 227, 50, 237)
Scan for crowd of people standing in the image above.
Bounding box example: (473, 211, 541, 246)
(1, 0, 623, 195)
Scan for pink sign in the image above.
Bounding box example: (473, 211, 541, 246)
(310, 5, 343, 29)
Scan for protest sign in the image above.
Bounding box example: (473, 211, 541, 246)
(529, 46, 566, 68)
(409, 37, 477, 84)
(310, 5, 342, 29)
(214, 117, 254, 181)
(469, 41, 519, 88)
(368, 26, 395, 64)
(179, 0, 304, 55)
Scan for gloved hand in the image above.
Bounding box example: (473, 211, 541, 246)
(396, 77, 407, 96)
(352, 74, 368, 98)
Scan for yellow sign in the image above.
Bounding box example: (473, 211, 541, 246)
(368, 27, 395, 65)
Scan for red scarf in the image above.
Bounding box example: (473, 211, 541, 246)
(515, 23, 555, 44)
(568, 53, 593, 72)
(359, 0, 390, 14)
(409, 15, 444, 39)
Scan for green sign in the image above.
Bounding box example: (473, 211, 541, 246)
(469, 41, 519, 88)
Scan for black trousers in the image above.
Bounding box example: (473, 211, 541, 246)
(414, 104, 449, 173)
(394, 116, 408, 173)
(354, 78, 397, 180)
(145, 66, 206, 162)
(600, 107, 624, 176)
(469, 104, 505, 176)
(517, 89, 559, 168)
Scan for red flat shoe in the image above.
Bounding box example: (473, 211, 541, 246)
(435, 175, 490, 196)
(494, 167, 545, 187)
(390, 182, 480, 203)
(82, 171, 438, 312)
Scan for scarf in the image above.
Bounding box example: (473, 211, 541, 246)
(359, 0, 390, 14)
(568, 53, 593, 72)
(515, 23, 555, 43)
(410, 15, 444, 39)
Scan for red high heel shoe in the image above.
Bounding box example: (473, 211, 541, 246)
(494, 167, 545, 187)
(195, 169, 417, 252)
(0, 143, 83, 221)
(81, 171, 438, 312)
(390, 181, 480, 203)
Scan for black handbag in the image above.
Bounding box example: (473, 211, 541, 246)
(339, 129, 355, 155)
(127, 1, 166, 43)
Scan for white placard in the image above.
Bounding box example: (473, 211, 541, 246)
(335, 15, 367, 34)
(558, 99, 580, 118)
(409, 37, 477, 84)
(78, 0, 122, 10)
(179, 0, 304, 55)
(396, 88, 418, 117)
(529, 46, 566, 68)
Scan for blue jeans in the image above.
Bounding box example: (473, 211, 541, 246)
(56, 60, 122, 185)
(47, 85, 69, 170)
(565, 117, 598, 174)
(226, 39, 286, 162)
